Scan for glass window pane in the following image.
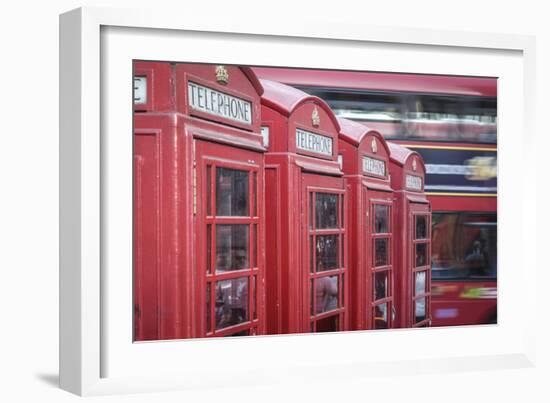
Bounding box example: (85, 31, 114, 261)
(309, 192, 313, 230)
(316, 235, 339, 271)
(416, 215, 427, 239)
(341, 273, 345, 308)
(216, 225, 249, 273)
(206, 282, 211, 333)
(374, 238, 389, 267)
(206, 224, 212, 274)
(374, 205, 389, 233)
(315, 193, 338, 229)
(206, 166, 212, 215)
(216, 168, 249, 216)
(252, 224, 257, 268)
(340, 230, 344, 268)
(253, 276, 257, 320)
(215, 277, 249, 330)
(374, 303, 388, 329)
(310, 236, 314, 273)
(415, 243, 427, 268)
(374, 271, 389, 301)
(340, 195, 345, 229)
(316, 314, 339, 333)
(310, 279, 315, 316)
(415, 297, 426, 323)
(431, 213, 497, 280)
(315, 276, 338, 314)
(415, 271, 426, 296)
(253, 172, 257, 217)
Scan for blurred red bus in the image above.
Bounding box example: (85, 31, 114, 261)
(252, 66, 497, 326)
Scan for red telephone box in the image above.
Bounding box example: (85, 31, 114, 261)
(338, 118, 394, 331)
(133, 62, 266, 340)
(388, 142, 432, 328)
(260, 80, 347, 334)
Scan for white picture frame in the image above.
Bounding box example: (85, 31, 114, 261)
(59, 6, 537, 396)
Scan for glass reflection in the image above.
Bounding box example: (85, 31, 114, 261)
(431, 213, 497, 280)
(206, 166, 212, 215)
(375, 238, 389, 267)
(316, 235, 339, 271)
(415, 271, 426, 296)
(216, 168, 249, 216)
(216, 225, 249, 272)
(314, 276, 338, 314)
(206, 282, 211, 332)
(315, 193, 338, 229)
(416, 215, 427, 239)
(415, 297, 426, 323)
(215, 277, 249, 330)
(374, 303, 388, 329)
(206, 224, 212, 274)
(374, 205, 389, 233)
(415, 243, 427, 267)
(374, 271, 388, 300)
(414, 297, 426, 323)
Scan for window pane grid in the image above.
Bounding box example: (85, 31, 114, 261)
(308, 190, 346, 332)
(370, 203, 393, 329)
(373, 237, 390, 267)
(205, 165, 261, 337)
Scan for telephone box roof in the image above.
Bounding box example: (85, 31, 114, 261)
(387, 142, 425, 172)
(337, 117, 389, 153)
(260, 79, 341, 131)
(241, 67, 264, 96)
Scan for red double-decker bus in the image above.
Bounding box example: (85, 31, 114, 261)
(252, 67, 497, 327)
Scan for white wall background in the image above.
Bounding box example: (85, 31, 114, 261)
(0, 1, 548, 402)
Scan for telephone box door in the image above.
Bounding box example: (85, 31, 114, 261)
(364, 187, 394, 330)
(302, 173, 347, 333)
(195, 140, 265, 337)
(409, 202, 432, 327)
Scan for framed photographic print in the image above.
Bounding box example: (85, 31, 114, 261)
(60, 6, 536, 396)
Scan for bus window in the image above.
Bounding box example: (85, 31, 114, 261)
(294, 86, 496, 144)
(431, 213, 497, 280)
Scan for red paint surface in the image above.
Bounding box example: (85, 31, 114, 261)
(388, 143, 432, 328)
(262, 81, 347, 334)
(133, 62, 266, 340)
(338, 118, 395, 330)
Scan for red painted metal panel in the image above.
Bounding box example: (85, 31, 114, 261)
(262, 81, 347, 334)
(133, 61, 173, 112)
(133, 62, 266, 340)
(338, 118, 394, 331)
(388, 141, 432, 328)
(133, 130, 160, 341)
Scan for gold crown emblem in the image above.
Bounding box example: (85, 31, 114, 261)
(312, 107, 320, 127)
(215, 65, 229, 85)
(371, 138, 377, 153)
(412, 158, 417, 171)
